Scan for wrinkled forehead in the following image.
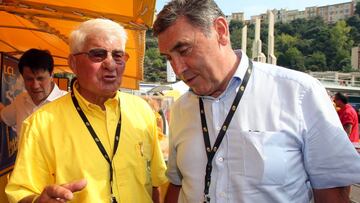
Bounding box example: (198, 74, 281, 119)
(158, 18, 198, 52)
(82, 34, 125, 50)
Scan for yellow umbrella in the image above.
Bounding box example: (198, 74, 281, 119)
(0, 0, 156, 89)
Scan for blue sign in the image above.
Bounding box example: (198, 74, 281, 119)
(0, 53, 23, 176)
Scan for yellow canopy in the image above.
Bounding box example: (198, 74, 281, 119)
(0, 0, 156, 89)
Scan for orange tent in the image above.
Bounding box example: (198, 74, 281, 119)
(0, 0, 156, 89)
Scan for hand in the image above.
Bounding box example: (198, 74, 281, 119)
(35, 179, 87, 203)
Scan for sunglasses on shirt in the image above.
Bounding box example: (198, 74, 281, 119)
(73, 48, 129, 65)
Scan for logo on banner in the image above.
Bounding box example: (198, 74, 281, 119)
(0, 54, 23, 176)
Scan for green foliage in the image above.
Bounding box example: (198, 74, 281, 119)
(305, 51, 327, 71)
(229, 20, 244, 33)
(53, 72, 75, 80)
(274, 18, 354, 72)
(347, 15, 360, 45)
(143, 46, 166, 82)
(230, 29, 242, 50)
(327, 21, 353, 70)
(278, 47, 305, 71)
(339, 58, 352, 72)
(356, 3, 360, 16)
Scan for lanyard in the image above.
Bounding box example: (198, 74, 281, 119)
(71, 84, 121, 203)
(199, 59, 253, 203)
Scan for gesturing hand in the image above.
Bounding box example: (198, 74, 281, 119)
(35, 179, 87, 203)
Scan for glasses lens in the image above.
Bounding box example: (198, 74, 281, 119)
(88, 49, 108, 62)
(111, 50, 129, 64)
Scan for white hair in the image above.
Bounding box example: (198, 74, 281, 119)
(69, 18, 128, 53)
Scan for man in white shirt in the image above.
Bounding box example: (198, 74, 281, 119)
(154, 0, 360, 202)
(0, 48, 67, 133)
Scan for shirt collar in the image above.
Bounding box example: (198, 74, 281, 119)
(196, 49, 249, 100)
(45, 83, 62, 102)
(73, 81, 120, 112)
(24, 83, 62, 106)
(233, 49, 250, 82)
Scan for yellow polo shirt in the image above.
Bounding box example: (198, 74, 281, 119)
(6, 88, 167, 202)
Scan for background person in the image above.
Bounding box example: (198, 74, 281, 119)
(0, 48, 67, 134)
(334, 92, 359, 142)
(6, 18, 167, 203)
(154, 0, 360, 202)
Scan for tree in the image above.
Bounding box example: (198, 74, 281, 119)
(339, 58, 352, 72)
(356, 2, 360, 16)
(230, 28, 242, 50)
(281, 47, 305, 71)
(328, 20, 353, 70)
(229, 20, 243, 33)
(143, 47, 166, 82)
(276, 22, 295, 36)
(275, 33, 298, 55)
(347, 15, 360, 45)
(305, 51, 327, 71)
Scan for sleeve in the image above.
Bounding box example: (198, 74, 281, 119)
(1, 99, 17, 127)
(149, 106, 168, 187)
(301, 80, 360, 189)
(5, 117, 53, 202)
(165, 104, 183, 186)
(341, 109, 356, 126)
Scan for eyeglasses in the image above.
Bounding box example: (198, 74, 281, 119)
(73, 48, 129, 64)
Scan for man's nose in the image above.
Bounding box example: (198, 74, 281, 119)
(102, 53, 117, 70)
(31, 80, 41, 88)
(171, 56, 187, 75)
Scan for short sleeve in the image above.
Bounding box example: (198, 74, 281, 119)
(301, 80, 360, 188)
(341, 109, 356, 126)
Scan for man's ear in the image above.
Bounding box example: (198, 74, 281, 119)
(68, 54, 77, 74)
(214, 17, 229, 46)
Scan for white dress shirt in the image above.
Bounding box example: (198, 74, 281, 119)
(167, 51, 360, 203)
(1, 83, 67, 133)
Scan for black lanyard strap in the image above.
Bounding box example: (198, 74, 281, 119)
(199, 59, 253, 203)
(71, 83, 121, 203)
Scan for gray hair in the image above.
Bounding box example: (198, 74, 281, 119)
(153, 0, 224, 37)
(69, 18, 128, 54)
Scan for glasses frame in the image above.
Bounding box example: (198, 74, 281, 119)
(73, 48, 129, 65)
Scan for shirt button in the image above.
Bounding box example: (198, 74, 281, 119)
(218, 157, 224, 162)
(216, 126, 221, 131)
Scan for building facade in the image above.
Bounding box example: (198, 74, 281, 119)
(352, 46, 360, 70)
(248, 0, 357, 24)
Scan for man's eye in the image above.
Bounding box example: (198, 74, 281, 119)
(93, 52, 105, 57)
(179, 47, 191, 56)
(113, 53, 123, 58)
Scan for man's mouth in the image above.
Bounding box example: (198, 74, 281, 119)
(103, 74, 117, 81)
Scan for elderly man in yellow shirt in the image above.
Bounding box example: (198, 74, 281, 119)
(5, 18, 167, 203)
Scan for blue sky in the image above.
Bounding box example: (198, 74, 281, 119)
(156, 0, 352, 19)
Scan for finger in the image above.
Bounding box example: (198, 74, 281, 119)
(44, 185, 74, 200)
(61, 179, 87, 193)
